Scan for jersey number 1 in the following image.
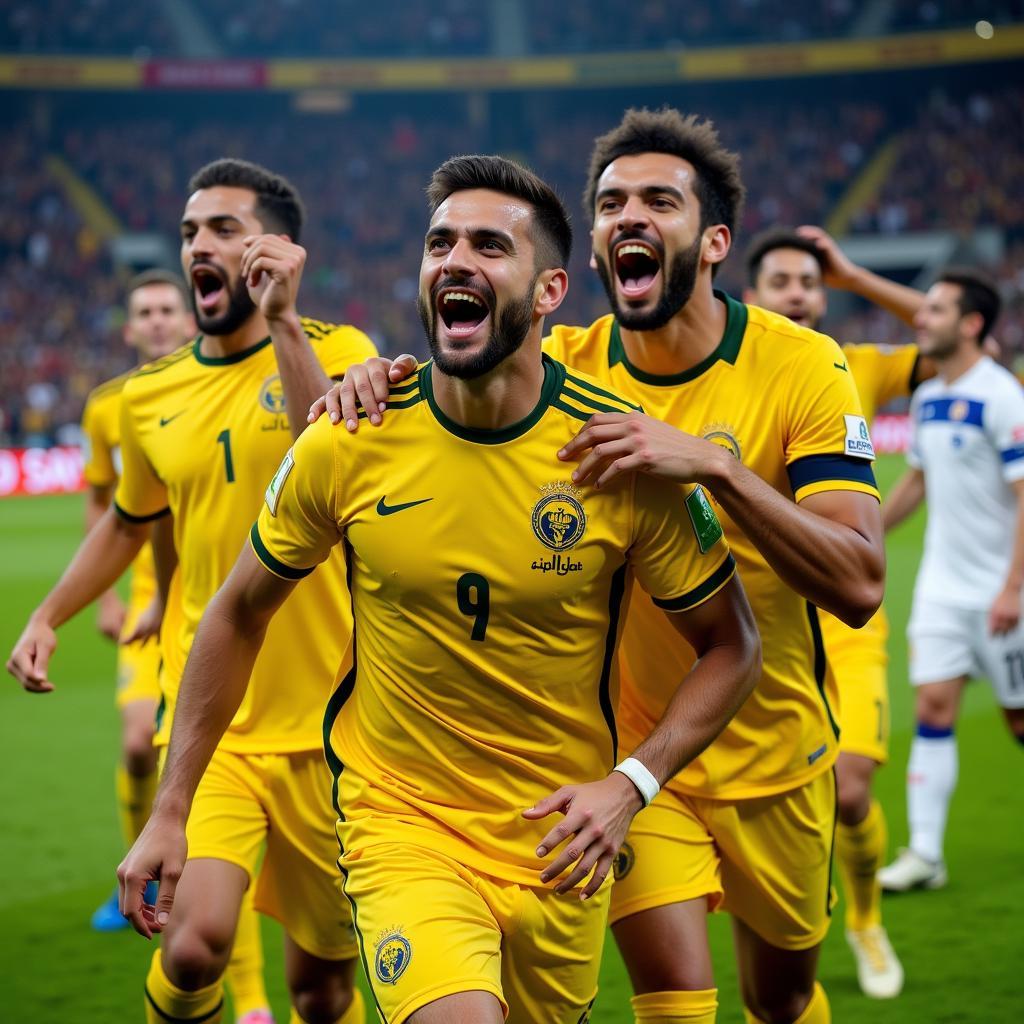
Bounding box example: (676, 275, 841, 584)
(217, 429, 235, 483)
(457, 573, 489, 641)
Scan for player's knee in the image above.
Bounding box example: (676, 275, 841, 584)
(836, 774, 870, 825)
(290, 976, 352, 1024)
(914, 690, 956, 729)
(123, 735, 157, 775)
(744, 983, 815, 1024)
(162, 923, 233, 989)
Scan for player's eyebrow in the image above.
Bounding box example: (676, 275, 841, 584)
(426, 225, 517, 251)
(596, 184, 687, 204)
(180, 214, 246, 232)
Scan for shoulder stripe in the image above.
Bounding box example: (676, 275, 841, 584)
(552, 399, 594, 424)
(249, 523, 315, 581)
(654, 553, 736, 612)
(388, 375, 422, 396)
(301, 316, 341, 340)
(356, 391, 423, 420)
(563, 371, 642, 412)
(87, 371, 131, 403)
(560, 385, 635, 417)
(132, 344, 194, 377)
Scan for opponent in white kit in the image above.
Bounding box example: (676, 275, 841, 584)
(880, 268, 1024, 892)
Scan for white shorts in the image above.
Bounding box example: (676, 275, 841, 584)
(908, 598, 1024, 708)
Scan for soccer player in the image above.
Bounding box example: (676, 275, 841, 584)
(742, 226, 926, 999)
(877, 270, 1024, 892)
(118, 154, 761, 1024)
(315, 111, 887, 1024)
(82, 269, 195, 933)
(8, 158, 376, 1024)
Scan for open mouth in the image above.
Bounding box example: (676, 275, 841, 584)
(437, 288, 490, 339)
(191, 265, 226, 312)
(614, 240, 661, 299)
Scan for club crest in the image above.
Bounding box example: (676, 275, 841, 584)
(532, 482, 587, 552)
(374, 926, 412, 985)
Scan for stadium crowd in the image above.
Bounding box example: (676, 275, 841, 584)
(3, 0, 1021, 56)
(1, 81, 1021, 446)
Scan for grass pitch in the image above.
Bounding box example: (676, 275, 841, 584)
(0, 456, 1018, 1022)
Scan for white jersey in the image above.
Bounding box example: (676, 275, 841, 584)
(909, 355, 1024, 609)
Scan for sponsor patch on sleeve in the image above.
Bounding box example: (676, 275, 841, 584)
(265, 449, 295, 516)
(685, 485, 724, 554)
(843, 414, 876, 460)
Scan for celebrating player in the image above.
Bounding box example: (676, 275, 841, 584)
(314, 110, 887, 1024)
(878, 270, 1024, 892)
(743, 226, 926, 999)
(118, 154, 760, 1024)
(8, 158, 376, 1024)
(81, 269, 194, 933)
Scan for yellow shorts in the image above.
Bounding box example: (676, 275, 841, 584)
(832, 646, 890, 763)
(114, 600, 163, 709)
(185, 746, 356, 961)
(340, 841, 606, 1024)
(611, 770, 837, 951)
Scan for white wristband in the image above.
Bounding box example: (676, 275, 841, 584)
(613, 757, 660, 807)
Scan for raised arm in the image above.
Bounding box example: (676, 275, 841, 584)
(116, 544, 296, 936)
(7, 507, 152, 692)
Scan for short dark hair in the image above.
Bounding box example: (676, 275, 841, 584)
(426, 154, 572, 270)
(745, 229, 825, 286)
(126, 268, 188, 305)
(188, 158, 305, 242)
(584, 107, 746, 237)
(937, 266, 1001, 342)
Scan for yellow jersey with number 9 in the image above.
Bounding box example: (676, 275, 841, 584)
(114, 318, 376, 752)
(544, 293, 880, 798)
(252, 355, 735, 884)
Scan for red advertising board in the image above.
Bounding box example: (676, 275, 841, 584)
(0, 447, 86, 497)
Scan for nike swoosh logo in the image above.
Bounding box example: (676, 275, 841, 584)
(159, 411, 186, 427)
(834, 362, 848, 372)
(376, 496, 433, 516)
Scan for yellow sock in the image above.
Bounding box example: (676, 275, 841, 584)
(224, 886, 270, 1018)
(289, 987, 365, 1023)
(116, 762, 158, 847)
(145, 948, 223, 1024)
(836, 798, 886, 931)
(632, 988, 717, 1022)
(743, 982, 829, 1024)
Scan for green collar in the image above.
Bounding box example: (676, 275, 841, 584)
(420, 353, 565, 445)
(193, 335, 272, 366)
(607, 289, 747, 386)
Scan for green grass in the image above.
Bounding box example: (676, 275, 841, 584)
(0, 457, 1019, 1022)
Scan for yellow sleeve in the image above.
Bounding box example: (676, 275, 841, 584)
(80, 391, 117, 488)
(113, 390, 169, 522)
(629, 477, 735, 612)
(846, 343, 919, 410)
(783, 335, 880, 504)
(315, 324, 379, 379)
(250, 415, 342, 580)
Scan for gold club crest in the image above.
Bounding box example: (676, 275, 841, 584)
(532, 482, 587, 551)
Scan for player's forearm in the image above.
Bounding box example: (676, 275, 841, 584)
(150, 514, 178, 609)
(881, 469, 925, 532)
(35, 508, 148, 629)
(84, 487, 121, 603)
(707, 459, 884, 626)
(1002, 499, 1024, 592)
(846, 266, 924, 327)
(269, 311, 333, 439)
(629, 629, 760, 786)
(151, 593, 266, 821)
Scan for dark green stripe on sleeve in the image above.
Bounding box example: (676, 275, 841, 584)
(248, 522, 314, 581)
(654, 553, 736, 612)
(113, 501, 170, 524)
(787, 454, 876, 493)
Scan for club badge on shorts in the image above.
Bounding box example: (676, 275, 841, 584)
(374, 926, 412, 985)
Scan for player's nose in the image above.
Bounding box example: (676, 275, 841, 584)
(442, 237, 475, 276)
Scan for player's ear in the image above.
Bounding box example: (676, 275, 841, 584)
(535, 268, 569, 318)
(702, 224, 730, 269)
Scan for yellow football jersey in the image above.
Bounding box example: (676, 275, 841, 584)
(252, 355, 735, 885)
(544, 292, 880, 799)
(819, 342, 919, 662)
(114, 318, 377, 752)
(81, 373, 158, 609)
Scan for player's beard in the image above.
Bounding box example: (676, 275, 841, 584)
(418, 276, 537, 380)
(194, 274, 256, 336)
(919, 326, 959, 359)
(595, 231, 702, 331)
